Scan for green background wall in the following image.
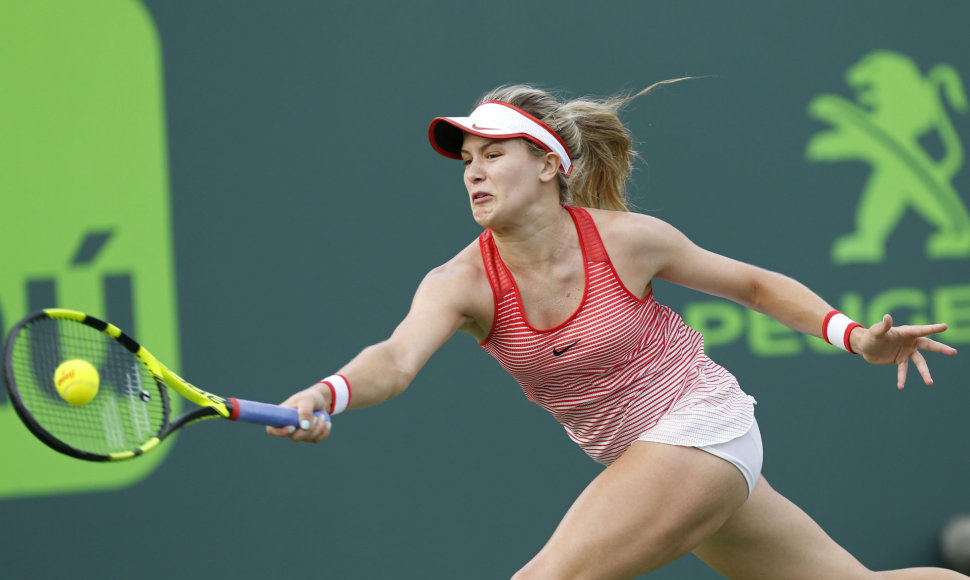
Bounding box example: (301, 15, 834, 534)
(1, 1, 968, 578)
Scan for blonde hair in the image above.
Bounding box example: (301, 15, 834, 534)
(478, 78, 691, 212)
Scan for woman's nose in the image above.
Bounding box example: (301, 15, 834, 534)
(465, 160, 484, 182)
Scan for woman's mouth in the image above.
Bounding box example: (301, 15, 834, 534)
(472, 192, 493, 203)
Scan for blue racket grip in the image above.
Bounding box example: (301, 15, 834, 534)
(229, 398, 330, 428)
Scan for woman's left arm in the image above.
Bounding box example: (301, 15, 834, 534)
(634, 214, 958, 388)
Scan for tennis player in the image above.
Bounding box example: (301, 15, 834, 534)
(268, 82, 963, 579)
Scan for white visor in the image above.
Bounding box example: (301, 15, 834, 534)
(429, 101, 573, 175)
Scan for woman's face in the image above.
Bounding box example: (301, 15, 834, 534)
(461, 134, 556, 229)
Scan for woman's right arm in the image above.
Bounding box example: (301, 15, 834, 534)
(266, 254, 489, 442)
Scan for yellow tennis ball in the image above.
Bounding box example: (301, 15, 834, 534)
(54, 359, 100, 406)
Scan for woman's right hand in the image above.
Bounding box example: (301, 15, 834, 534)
(265, 383, 333, 442)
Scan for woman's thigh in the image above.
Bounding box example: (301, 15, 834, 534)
(513, 441, 749, 580)
(693, 477, 876, 580)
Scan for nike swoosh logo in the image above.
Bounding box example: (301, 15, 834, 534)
(471, 123, 502, 131)
(553, 340, 579, 357)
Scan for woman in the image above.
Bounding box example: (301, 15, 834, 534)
(268, 82, 962, 579)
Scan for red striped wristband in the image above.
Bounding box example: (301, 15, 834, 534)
(318, 374, 351, 415)
(822, 310, 864, 354)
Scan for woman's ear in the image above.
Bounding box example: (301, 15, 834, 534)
(538, 152, 562, 183)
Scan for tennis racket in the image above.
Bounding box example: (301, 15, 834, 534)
(2, 308, 327, 462)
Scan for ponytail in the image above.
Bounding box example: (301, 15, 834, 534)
(478, 78, 693, 212)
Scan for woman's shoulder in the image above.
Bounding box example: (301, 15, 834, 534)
(418, 240, 493, 339)
(582, 207, 676, 249)
(582, 206, 668, 224)
(420, 239, 490, 300)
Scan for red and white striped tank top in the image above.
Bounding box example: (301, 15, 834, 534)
(479, 206, 755, 465)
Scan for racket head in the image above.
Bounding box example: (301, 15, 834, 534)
(2, 309, 173, 461)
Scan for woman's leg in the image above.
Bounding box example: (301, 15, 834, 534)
(511, 441, 749, 580)
(693, 477, 968, 579)
(880, 570, 968, 579)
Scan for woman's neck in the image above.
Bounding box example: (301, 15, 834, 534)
(490, 204, 577, 270)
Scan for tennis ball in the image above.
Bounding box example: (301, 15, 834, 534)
(54, 359, 100, 406)
(941, 514, 970, 574)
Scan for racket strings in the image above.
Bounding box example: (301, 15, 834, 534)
(8, 318, 168, 456)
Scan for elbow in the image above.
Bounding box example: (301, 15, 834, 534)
(369, 341, 418, 399)
(745, 269, 803, 315)
(743, 268, 781, 313)
(387, 367, 416, 399)
(748, 277, 768, 312)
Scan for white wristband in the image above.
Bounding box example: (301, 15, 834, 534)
(319, 374, 351, 415)
(823, 311, 864, 354)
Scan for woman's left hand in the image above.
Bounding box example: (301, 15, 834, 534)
(854, 314, 959, 389)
